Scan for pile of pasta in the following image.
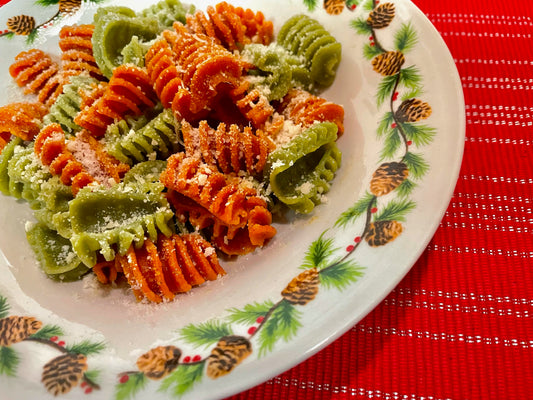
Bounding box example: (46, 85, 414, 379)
(0, 0, 344, 303)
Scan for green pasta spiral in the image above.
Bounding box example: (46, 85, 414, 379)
(105, 108, 180, 165)
(138, 0, 194, 29)
(43, 76, 99, 135)
(26, 223, 89, 281)
(277, 14, 342, 89)
(265, 122, 341, 214)
(68, 184, 174, 266)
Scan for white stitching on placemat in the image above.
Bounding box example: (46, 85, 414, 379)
(427, 244, 533, 259)
(439, 220, 531, 234)
(448, 199, 531, 214)
(454, 58, 533, 66)
(382, 298, 531, 318)
(266, 377, 452, 400)
(462, 76, 533, 91)
(452, 192, 532, 204)
(426, 13, 533, 26)
(392, 288, 533, 307)
(354, 325, 533, 349)
(459, 174, 533, 185)
(440, 31, 532, 39)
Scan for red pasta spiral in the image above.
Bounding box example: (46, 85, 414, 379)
(278, 88, 345, 136)
(186, 1, 274, 51)
(0, 102, 47, 143)
(58, 24, 106, 81)
(230, 82, 275, 128)
(9, 49, 64, 107)
(181, 120, 274, 175)
(74, 65, 158, 137)
(115, 234, 225, 303)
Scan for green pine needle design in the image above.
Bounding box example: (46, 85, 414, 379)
(66, 340, 106, 356)
(399, 66, 422, 90)
(401, 123, 436, 147)
(84, 369, 100, 383)
(179, 321, 232, 349)
(374, 199, 416, 222)
(335, 191, 376, 228)
(115, 372, 147, 400)
(380, 128, 402, 160)
(377, 75, 399, 107)
(320, 261, 364, 290)
(29, 324, 63, 340)
(350, 18, 373, 36)
(402, 151, 430, 179)
(301, 232, 337, 270)
(303, 0, 318, 11)
(258, 300, 301, 357)
(377, 112, 395, 138)
(363, 43, 383, 60)
(396, 178, 416, 197)
(160, 362, 205, 397)
(0, 346, 19, 377)
(0, 296, 9, 319)
(394, 23, 418, 53)
(35, 0, 60, 6)
(226, 300, 274, 325)
(401, 88, 423, 102)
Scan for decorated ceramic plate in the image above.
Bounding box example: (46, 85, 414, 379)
(0, 0, 464, 398)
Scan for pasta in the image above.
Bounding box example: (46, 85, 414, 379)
(0, 1, 346, 302)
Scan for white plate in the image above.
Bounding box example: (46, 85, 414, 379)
(0, 0, 464, 398)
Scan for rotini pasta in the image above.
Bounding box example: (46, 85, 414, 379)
(0, 2, 346, 302)
(74, 65, 158, 137)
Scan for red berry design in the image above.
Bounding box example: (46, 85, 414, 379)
(346, 245, 355, 252)
(84, 387, 93, 394)
(370, 42, 375, 47)
(369, 36, 373, 41)
(393, 92, 399, 101)
(248, 326, 257, 335)
(350, 4, 357, 10)
(391, 122, 397, 129)
(371, 207, 378, 214)
(256, 316, 265, 324)
(81, 381, 87, 388)
(407, 140, 413, 146)
(183, 356, 191, 363)
(119, 374, 129, 384)
(50, 336, 58, 342)
(58, 340, 65, 347)
(192, 355, 202, 362)
(354, 236, 361, 243)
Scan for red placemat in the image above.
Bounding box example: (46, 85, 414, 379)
(227, 1, 533, 399)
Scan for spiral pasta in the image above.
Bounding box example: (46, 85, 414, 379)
(0, 102, 48, 143)
(278, 88, 345, 136)
(9, 49, 64, 107)
(186, 1, 273, 51)
(181, 120, 274, 175)
(74, 64, 158, 137)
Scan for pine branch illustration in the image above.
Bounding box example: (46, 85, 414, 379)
(179, 321, 233, 349)
(160, 363, 204, 397)
(377, 112, 395, 138)
(115, 372, 147, 400)
(319, 260, 364, 290)
(29, 324, 63, 341)
(379, 128, 402, 160)
(0, 346, 19, 377)
(335, 191, 376, 228)
(350, 18, 373, 36)
(394, 22, 418, 52)
(258, 300, 301, 357)
(402, 151, 430, 179)
(377, 74, 400, 107)
(399, 66, 422, 90)
(396, 178, 416, 197)
(301, 232, 337, 270)
(66, 339, 105, 356)
(0, 296, 9, 319)
(401, 123, 436, 146)
(374, 199, 416, 223)
(226, 301, 274, 325)
(303, 0, 319, 11)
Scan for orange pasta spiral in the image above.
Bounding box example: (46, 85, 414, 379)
(160, 153, 276, 250)
(9, 49, 64, 107)
(278, 88, 345, 136)
(58, 24, 106, 81)
(186, 1, 274, 51)
(0, 102, 48, 143)
(115, 234, 225, 303)
(156, 25, 246, 120)
(74, 65, 158, 137)
(181, 120, 274, 175)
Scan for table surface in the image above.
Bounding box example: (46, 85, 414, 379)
(227, 0, 533, 399)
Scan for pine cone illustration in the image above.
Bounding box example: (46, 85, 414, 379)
(370, 162, 409, 197)
(59, 0, 82, 14)
(372, 51, 405, 76)
(365, 220, 403, 247)
(324, 0, 345, 15)
(0, 316, 42, 346)
(42, 353, 88, 396)
(6, 15, 36, 35)
(367, 2, 396, 29)
(281, 268, 320, 306)
(206, 335, 252, 379)
(136, 345, 181, 380)
(395, 98, 432, 123)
